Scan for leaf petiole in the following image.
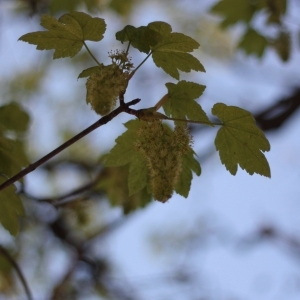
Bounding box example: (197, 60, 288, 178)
(83, 41, 102, 66)
(125, 41, 131, 56)
(131, 50, 153, 77)
(165, 117, 221, 126)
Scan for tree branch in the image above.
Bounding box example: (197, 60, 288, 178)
(0, 246, 33, 300)
(0, 98, 140, 193)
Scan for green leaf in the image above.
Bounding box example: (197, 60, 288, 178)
(175, 150, 201, 197)
(95, 166, 152, 214)
(0, 103, 30, 133)
(105, 119, 199, 201)
(128, 155, 148, 196)
(152, 33, 205, 79)
(104, 120, 141, 167)
(109, 0, 136, 16)
(116, 21, 171, 53)
(0, 178, 25, 236)
(116, 25, 150, 53)
(212, 103, 271, 177)
(0, 138, 28, 177)
(19, 12, 106, 59)
(49, 0, 100, 14)
(265, 0, 286, 24)
(78, 65, 103, 78)
(164, 81, 212, 125)
(273, 31, 290, 61)
(238, 27, 268, 57)
(210, 0, 260, 28)
(147, 21, 172, 37)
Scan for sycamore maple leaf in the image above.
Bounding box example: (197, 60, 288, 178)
(19, 12, 106, 59)
(212, 103, 271, 177)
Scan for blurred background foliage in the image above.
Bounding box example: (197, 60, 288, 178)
(0, 0, 300, 299)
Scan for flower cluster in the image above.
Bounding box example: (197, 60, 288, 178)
(86, 50, 134, 116)
(135, 121, 192, 202)
(108, 49, 134, 71)
(86, 64, 128, 115)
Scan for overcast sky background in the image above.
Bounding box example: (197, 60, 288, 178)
(1, 0, 300, 299)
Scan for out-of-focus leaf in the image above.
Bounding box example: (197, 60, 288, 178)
(0, 138, 29, 178)
(265, 0, 286, 24)
(109, 0, 136, 16)
(210, 0, 260, 28)
(273, 31, 290, 61)
(95, 166, 152, 214)
(0, 103, 30, 133)
(50, 0, 100, 14)
(0, 177, 25, 236)
(238, 27, 268, 57)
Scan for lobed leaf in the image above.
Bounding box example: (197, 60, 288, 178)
(116, 25, 151, 53)
(212, 103, 271, 177)
(175, 150, 201, 197)
(0, 178, 25, 236)
(238, 27, 268, 58)
(0, 103, 30, 133)
(105, 119, 200, 201)
(151, 33, 205, 79)
(117, 21, 204, 79)
(78, 65, 103, 78)
(128, 155, 148, 196)
(164, 81, 212, 125)
(19, 12, 106, 59)
(95, 166, 152, 214)
(104, 120, 141, 167)
(210, 0, 262, 28)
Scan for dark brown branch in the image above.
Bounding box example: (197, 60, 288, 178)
(21, 176, 101, 205)
(0, 246, 33, 300)
(255, 88, 300, 131)
(0, 98, 140, 193)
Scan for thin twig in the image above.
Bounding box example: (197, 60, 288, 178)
(0, 99, 140, 193)
(0, 246, 33, 300)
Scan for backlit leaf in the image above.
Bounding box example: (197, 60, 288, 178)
(78, 65, 103, 78)
(212, 103, 270, 177)
(164, 81, 212, 125)
(95, 166, 151, 214)
(128, 154, 148, 196)
(0, 178, 25, 236)
(19, 12, 106, 59)
(175, 150, 201, 197)
(116, 25, 150, 53)
(104, 120, 140, 167)
(151, 33, 205, 79)
(105, 119, 199, 201)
